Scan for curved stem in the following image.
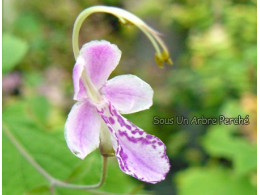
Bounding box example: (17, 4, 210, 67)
(52, 157, 108, 189)
(3, 125, 108, 190)
(72, 6, 163, 60)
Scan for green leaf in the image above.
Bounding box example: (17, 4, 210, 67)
(27, 96, 50, 126)
(25, 185, 50, 195)
(24, 71, 44, 87)
(176, 168, 256, 195)
(3, 132, 47, 195)
(232, 140, 257, 176)
(3, 101, 80, 194)
(3, 33, 28, 74)
(202, 126, 257, 176)
(202, 126, 236, 159)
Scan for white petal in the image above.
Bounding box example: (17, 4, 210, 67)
(65, 100, 101, 159)
(101, 75, 153, 114)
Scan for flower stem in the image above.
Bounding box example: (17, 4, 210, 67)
(3, 124, 108, 191)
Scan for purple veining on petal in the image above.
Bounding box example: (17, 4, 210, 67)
(126, 124, 132, 130)
(138, 131, 144, 135)
(117, 148, 129, 172)
(108, 126, 113, 133)
(109, 117, 115, 124)
(158, 141, 163, 146)
(98, 102, 170, 184)
(132, 129, 138, 134)
(102, 116, 109, 123)
(117, 114, 126, 127)
(108, 103, 114, 116)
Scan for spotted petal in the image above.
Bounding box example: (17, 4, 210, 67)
(65, 100, 101, 159)
(101, 74, 153, 114)
(97, 103, 170, 184)
(80, 40, 121, 89)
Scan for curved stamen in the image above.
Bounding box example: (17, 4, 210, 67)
(72, 5, 172, 67)
(80, 68, 102, 103)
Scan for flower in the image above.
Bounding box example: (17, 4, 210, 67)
(65, 40, 170, 184)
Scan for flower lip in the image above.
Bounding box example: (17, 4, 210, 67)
(97, 102, 170, 184)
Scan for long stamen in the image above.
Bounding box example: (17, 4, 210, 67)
(72, 5, 172, 67)
(81, 69, 102, 103)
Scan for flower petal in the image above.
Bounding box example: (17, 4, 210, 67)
(65, 100, 101, 159)
(101, 75, 154, 114)
(80, 40, 121, 89)
(97, 103, 170, 183)
(73, 57, 88, 101)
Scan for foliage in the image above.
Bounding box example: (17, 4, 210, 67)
(3, 33, 28, 75)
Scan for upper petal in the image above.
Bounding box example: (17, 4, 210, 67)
(101, 75, 154, 114)
(80, 40, 121, 89)
(65, 100, 101, 159)
(97, 103, 170, 184)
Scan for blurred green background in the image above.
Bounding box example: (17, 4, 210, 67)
(3, 0, 257, 194)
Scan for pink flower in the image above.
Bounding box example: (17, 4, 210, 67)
(65, 40, 170, 184)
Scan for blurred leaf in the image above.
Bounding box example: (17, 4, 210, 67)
(219, 100, 245, 117)
(3, 33, 28, 74)
(25, 186, 50, 195)
(176, 168, 256, 195)
(233, 141, 257, 176)
(168, 131, 188, 157)
(202, 126, 235, 158)
(202, 126, 257, 176)
(24, 71, 44, 87)
(14, 13, 42, 37)
(3, 101, 31, 125)
(27, 96, 50, 126)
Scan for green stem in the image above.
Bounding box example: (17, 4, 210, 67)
(3, 125, 108, 190)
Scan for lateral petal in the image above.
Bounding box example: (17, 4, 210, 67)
(65, 100, 101, 159)
(101, 74, 153, 114)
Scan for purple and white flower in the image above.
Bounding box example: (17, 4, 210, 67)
(65, 40, 170, 184)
